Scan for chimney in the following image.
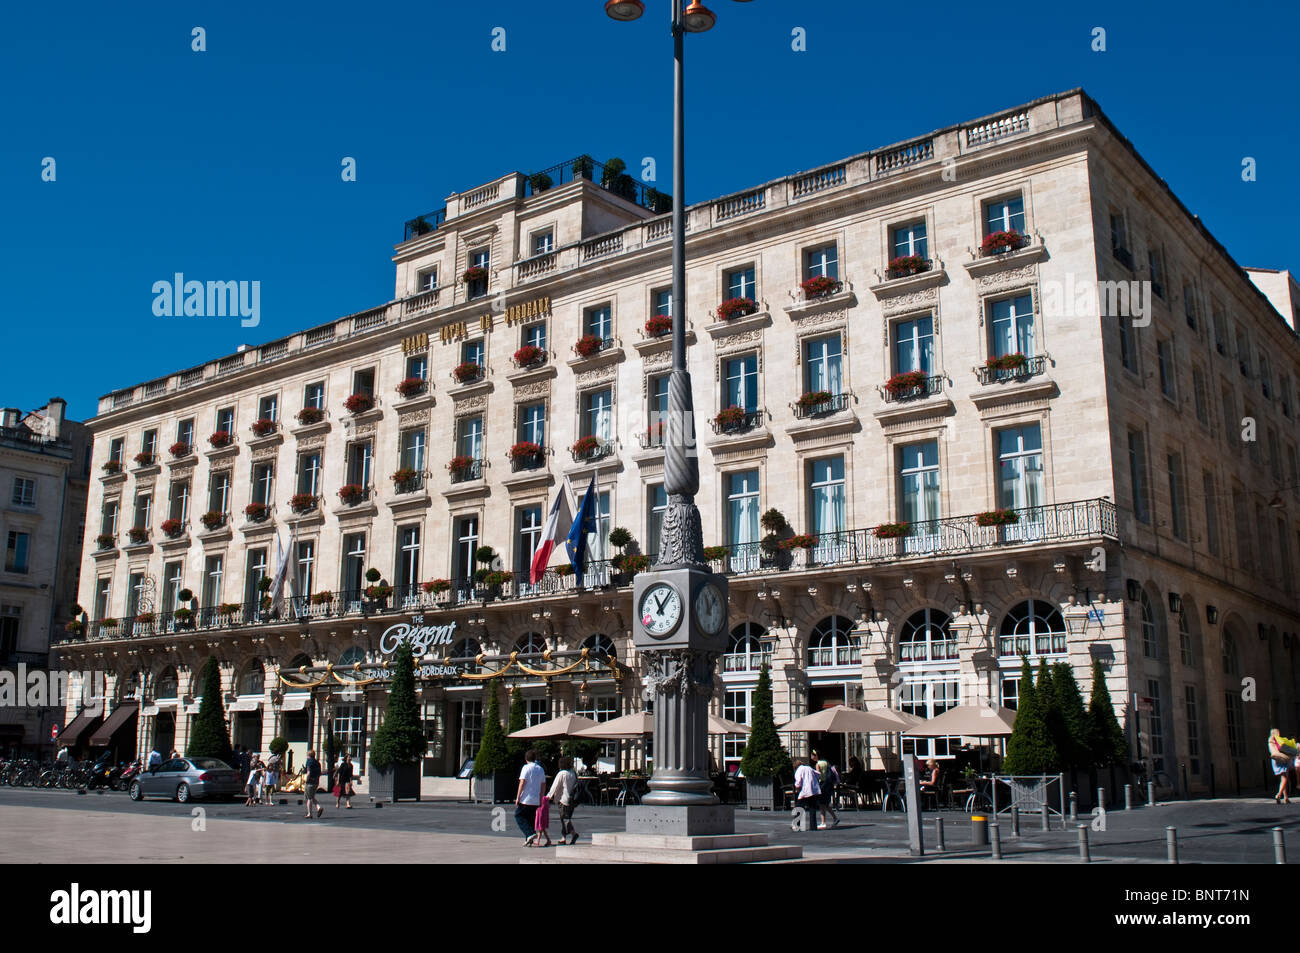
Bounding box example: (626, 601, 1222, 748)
(44, 398, 66, 438)
(1, 408, 20, 429)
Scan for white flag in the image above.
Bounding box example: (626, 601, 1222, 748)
(270, 530, 289, 614)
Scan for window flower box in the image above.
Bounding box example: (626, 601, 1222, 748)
(886, 255, 929, 279)
(343, 393, 374, 414)
(250, 418, 277, 437)
(95, 533, 116, 550)
(574, 334, 605, 359)
(508, 441, 543, 461)
(703, 546, 728, 561)
(422, 579, 451, 595)
(713, 405, 748, 430)
(610, 554, 650, 577)
(645, 314, 674, 337)
(513, 345, 545, 368)
(975, 509, 1020, 527)
(390, 468, 420, 492)
(980, 230, 1027, 256)
(218, 603, 242, 617)
(396, 377, 427, 399)
(554, 563, 574, 578)
(200, 511, 226, 530)
(447, 455, 477, 476)
(337, 484, 366, 506)
(985, 352, 1028, 372)
(571, 435, 602, 458)
(481, 570, 513, 588)
(168, 442, 191, 458)
(296, 406, 324, 425)
(885, 370, 929, 398)
(778, 534, 818, 551)
(796, 390, 834, 410)
(135, 611, 155, 625)
(462, 266, 489, 285)
(101, 461, 122, 475)
(310, 591, 334, 606)
(133, 452, 155, 466)
(208, 431, 233, 449)
(874, 522, 909, 539)
(364, 583, 393, 602)
(244, 502, 271, 521)
(98, 617, 118, 630)
(160, 518, 184, 538)
(289, 493, 317, 514)
(716, 297, 758, 321)
(453, 362, 483, 385)
(800, 276, 840, 300)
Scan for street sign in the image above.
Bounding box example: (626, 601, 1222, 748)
(50, 724, 59, 740)
(1134, 695, 1155, 713)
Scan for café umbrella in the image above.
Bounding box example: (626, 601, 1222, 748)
(573, 712, 752, 739)
(778, 705, 918, 734)
(901, 705, 1016, 737)
(507, 713, 601, 739)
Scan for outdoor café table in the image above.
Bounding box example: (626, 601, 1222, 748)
(881, 776, 907, 813)
(616, 776, 648, 806)
(575, 776, 597, 806)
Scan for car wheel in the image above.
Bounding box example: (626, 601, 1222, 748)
(176, 783, 190, 803)
(129, 780, 143, 801)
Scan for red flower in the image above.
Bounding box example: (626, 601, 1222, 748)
(453, 361, 484, 384)
(208, 431, 232, 448)
(574, 334, 605, 358)
(396, 377, 426, 398)
(981, 230, 1026, 255)
(343, 393, 374, 414)
(801, 276, 839, 299)
(715, 297, 758, 321)
(513, 345, 544, 367)
(644, 314, 674, 337)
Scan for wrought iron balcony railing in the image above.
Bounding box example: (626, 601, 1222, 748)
(710, 410, 763, 435)
(974, 355, 1047, 385)
(793, 393, 851, 418)
(881, 375, 943, 403)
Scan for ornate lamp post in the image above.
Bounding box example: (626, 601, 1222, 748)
(608, 0, 750, 834)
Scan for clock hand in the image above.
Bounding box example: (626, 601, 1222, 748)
(655, 593, 667, 613)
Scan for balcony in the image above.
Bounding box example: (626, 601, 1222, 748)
(509, 449, 546, 472)
(637, 427, 667, 451)
(448, 459, 483, 484)
(403, 208, 447, 242)
(786, 278, 853, 316)
(710, 409, 762, 436)
(975, 354, 1047, 385)
(392, 472, 425, 494)
(519, 155, 671, 214)
(570, 439, 614, 464)
(881, 374, 944, 403)
(793, 392, 851, 419)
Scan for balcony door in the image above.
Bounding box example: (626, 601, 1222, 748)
(727, 470, 761, 573)
(997, 424, 1045, 540)
(898, 441, 941, 554)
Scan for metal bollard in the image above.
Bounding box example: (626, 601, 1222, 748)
(971, 814, 988, 847)
(1097, 786, 1106, 813)
(1166, 827, 1178, 864)
(1011, 806, 1020, 837)
(1124, 784, 1133, 810)
(1274, 827, 1287, 865)
(935, 817, 945, 852)
(1041, 803, 1049, 831)
(1077, 824, 1091, 863)
(990, 821, 1002, 860)
(1147, 781, 1155, 807)
(1069, 791, 1078, 822)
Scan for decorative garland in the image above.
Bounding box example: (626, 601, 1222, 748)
(276, 647, 623, 687)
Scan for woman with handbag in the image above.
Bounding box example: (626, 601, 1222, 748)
(1268, 729, 1295, 804)
(334, 753, 354, 809)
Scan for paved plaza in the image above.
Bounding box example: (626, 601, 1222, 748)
(0, 787, 1295, 864)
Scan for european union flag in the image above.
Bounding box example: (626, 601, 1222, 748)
(565, 474, 598, 581)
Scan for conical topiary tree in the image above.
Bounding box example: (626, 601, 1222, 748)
(740, 665, 792, 779)
(1035, 659, 1064, 768)
(1050, 662, 1090, 769)
(505, 688, 528, 771)
(369, 644, 424, 769)
(1002, 655, 1060, 774)
(186, 657, 233, 765)
(1086, 658, 1128, 767)
(473, 686, 509, 777)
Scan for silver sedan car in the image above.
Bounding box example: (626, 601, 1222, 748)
(128, 756, 243, 803)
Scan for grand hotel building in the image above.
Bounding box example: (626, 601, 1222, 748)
(57, 90, 1300, 795)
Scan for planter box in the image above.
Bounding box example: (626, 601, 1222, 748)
(367, 762, 422, 803)
(745, 775, 779, 811)
(472, 770, 516, 804)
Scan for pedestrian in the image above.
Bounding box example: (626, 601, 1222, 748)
(245, 761, 264, 806)
(265, 751, 281, 802)
(534, 779, 553, 847)
(334, 753, 354, 809)
(238, 746, 252, 787)
(817, 758, 840, 829)
(793, 757, 820, 830)
(515, 748, 546, 846)
(1269, 728, 1295, 804)
(303, 749, 324, 819)
(548, 755, 579, 844)
(147, 747, 161, 769)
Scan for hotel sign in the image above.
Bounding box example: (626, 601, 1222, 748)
(379, 616, 458, 656)
(438, 295, 551, 344)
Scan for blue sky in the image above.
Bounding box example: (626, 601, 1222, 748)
(2, 0, 1297, 421)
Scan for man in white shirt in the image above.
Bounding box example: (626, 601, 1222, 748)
(147, 747, 162, 769)
(793, 758, 821, 830)
(515, 749, 547, 845)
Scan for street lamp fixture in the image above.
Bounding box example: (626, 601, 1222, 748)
(682, 1, 716, 31)
(604, 0, 645, 20)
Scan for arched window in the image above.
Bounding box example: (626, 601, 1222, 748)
(156, 667, 178, 699)
(807, 616, 859, 667)
(514, 632, 547, 656)
(899, 609, 955, 662)
(238, 659, 265, 696)
(997, 600, 1066, 657)
(725, 622, 771, 672)
(1139, 590, 1161, 659)
(1222, 631, 1239, 675)
(1177, 609, 1193, 666)
(338, 646, 366, 667)
(582, 634, 616, 660)
(453, 638, 482, 674)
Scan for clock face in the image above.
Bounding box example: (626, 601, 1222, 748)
(694, 583, 725, 635)
(639, 583, 682, 638)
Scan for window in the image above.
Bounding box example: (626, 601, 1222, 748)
(141, 429, 158, 459)
(108, 437, 124, 464)
(901, 678, 961, 757)
(1127, 429, 1150, 524)
(243, 549, 268, 615)
(396, 525, 421, 595)
(1109, 211, 1130, 264)
(574, 691, 619, 760)
(807, 457, 847, 549)
(724, 354, 759, 411)
(724, 622, 771, 673)
(0, 607, 17, 661)
(1211, 304, 1227, 356)
(4, 532, 30, 573)
(584, 305, 612, 342)
(126, 572, 146, 620)
(726, 470, 760, 560)
(807, 615, 859, 667)
(652, 288, 672, 317)
(1001, 675, 1021, 710)
(1183, 284, 1198, 330)
(525, 697, 549, 727)
(515, 506, 544, 579)
(251, 462, 274, 506)
(647, 483, 667, 558)
(722, 689, 753, 769)
(1146, 679, 1164, 770)
(1147, 248, 1165, 299)
(998, 599, 1066, 657)
(1157, 339, 1176, 400)
(1281, 374, 1293, 418)
(166, 479, 190, 523)
(997, 424, 1044, 512)
(461, 340, 485, 368)
(1221, 386, 1236, 451)
(202, 554, 224, 611)
(1259, 353, 1272, 399)
(523, 321, 546, 351)
(1289, 444, 1300, 490)
(176, 418, 195, 449)
(1178, 612, 1194, 666)
(297, 452, 322, 496)
(163, 561, 184, 613)
(804, 335, 843, 395)
(515, 632, 548, 657)
(1184, 685, 1201, 776)
(215, 407, 235, 435)
(405, 353, 428, 382)
(94, 578, 111, 621)
(1232, 490, 1253, 573)
(899, 608, 956, 662)
(453, 517, 478, 588)
(342, 533, 366, 597)
(1243, 402, 1259, 465)
(295, 541, 315, 600)
(352, 367, 376, 398)
(986, 195, 1025, 236)
(582, 389, 613, 441)
(1278, 519, 1292, 591)
(989, 294, 1036, 359)
(208, 470, 231, 515)
(11, 477, 35, 507)
(898, 441, 940, 534)
(457, 417, 484, 461)
(648, 374, 669, 445)
(257, 394, 278, 423)
(132, 492, 152, 531)
(803, 243, 838, 280)
(518, 402, 545, 448)
(458, 699, 483, 764)
(417, 266, 437, 292)
(894, 314, 935, 375)
(725, 266, 756, 302)
(400, 428, 426, 476)
(1192, 366, 1208, 425)
(1235, 327, 1252, 378)
(531, 229, 554, 256)
(100, 499, 119, 536)
(467, 248, 490, 298)
(585, 491, 612, 568)
(1140, 589, 1161, 659)
(303, 381, 325, 410)
(346, 440, 373, 487)
(1167, 453, 1187, 541)
(1268, 427, 1282, 481)
(890, 220, 927, 259)
(1119, 313, 1137, 373)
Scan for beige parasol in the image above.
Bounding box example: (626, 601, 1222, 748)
(902, 705, 1017, 737)
(507, 713, 602, 739)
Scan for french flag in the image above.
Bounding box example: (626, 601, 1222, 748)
(529, 486, 574, 584)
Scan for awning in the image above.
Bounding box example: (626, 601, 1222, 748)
(778, 705, 917, 734)
(89, 703, 138, 746)
(228, 697, 263, 712)
(281, 694, 312, 711)
(903, 705, 1016, 737)
(508, 713, 601, 739)
(56, 710, 101, 747)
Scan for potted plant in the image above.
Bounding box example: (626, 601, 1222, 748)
(95, 533, 115, 549)
(177, 588, 194, 606)
(396, 376, 427, 399)
(160, 518, 184, 538)
(462, 265, 489, 285)
(796, 390, 834, 414)
(101, 460, 122, 474)
(218, 602, 241, 619)
(337, 484, 366, 506)
(513, 344, 544, 368)
(244, 501, 270, 521)
(573, 334, 605, 358)
(528, 171, 553, 193)
(617, 554, 650, 578)
(885, 370, 929, 398)
(713, 405, 748, 432)
(343, 393, 374, 414)
(702, 545, 728, 562)
(422, 579, 451, 596)
(64, 620, 84, 636)
(310, 590, 334, 607)
(716, 297, 758, 321)
(554, 563, 574, 578)
(886, 255, 929, 279)
(99, 617, 118, 630)
(250, 418, 277, 437)
(482, 569, 513, 594)
(644, 314, 673, 337)
(875, 522, 909, 539)
(608, 527, 634, 584)
(289, 493, 317, 513)
(571, 435, 602, 459)
(135, 610, 155, 625)
(981, 229, 1027, 256)
(296, 406, 324, 425)
(133, 451, 155, 466)
(208, 431, 232, 449)
(447, 455, 477, 478)
(127, 527, 149, 545)
(173, 607, 193, 627)
(508, 441, 543, 468)
(199, 511, 225, 531)
(368, 644, 424, 802)
(571, 155, 595, 180)
(391, 467, 420, 492)
(473, 688, 514, 802)
(985, 352, 1028, 373)
(168, 441, 191, 457)
(778, 533, 818, 551)
(977, 508, 1020, 543)
(800, 275, 839, 300)
(740, 665, 792, 810)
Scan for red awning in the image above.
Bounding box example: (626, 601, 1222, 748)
(89, 703, 138, 746)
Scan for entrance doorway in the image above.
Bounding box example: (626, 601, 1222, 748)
(808, 685, 846, 769)
(234, 711, 263, 755)
(153, 712, 175, 754)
